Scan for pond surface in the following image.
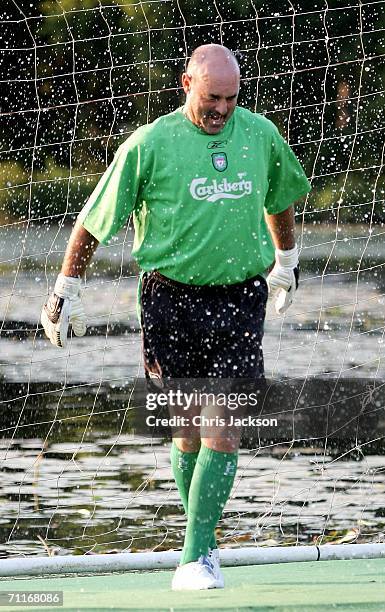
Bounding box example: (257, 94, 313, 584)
(1, 388, 384, 559)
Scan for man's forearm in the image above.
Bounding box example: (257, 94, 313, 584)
(61, 221, 99, 277)
(265, 205, 296, 251)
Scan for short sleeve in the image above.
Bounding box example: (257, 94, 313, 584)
(78, 136, 143, 244)
(264, 125, 311, 215)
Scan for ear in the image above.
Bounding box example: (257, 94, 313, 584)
(181, 72, 191, 95)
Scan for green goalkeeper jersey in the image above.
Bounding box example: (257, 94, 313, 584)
(78, 106, 311, 285)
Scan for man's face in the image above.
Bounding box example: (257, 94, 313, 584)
(182, 70, 239, 135)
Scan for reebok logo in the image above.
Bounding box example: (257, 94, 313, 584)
(189, 173, 253, 202)
(207, 139, 228, 149)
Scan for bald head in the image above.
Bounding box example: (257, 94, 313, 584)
(182, 44, 240, 135)
(187, 44, 240, 79)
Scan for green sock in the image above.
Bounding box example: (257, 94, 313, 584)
(180, 444, 238, 565)
(170, 442, 217, 551)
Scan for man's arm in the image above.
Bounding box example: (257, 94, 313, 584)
(61, 221, 99, 277)
(265, 205, 299, 315)
(265, 205, 295, 251)
(41, 222, 99, 347)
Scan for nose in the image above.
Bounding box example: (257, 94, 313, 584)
(215, 99, 228, 116)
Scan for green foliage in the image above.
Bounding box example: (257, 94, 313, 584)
(0, 157, 99, 222)
(1, 1, 383, 224)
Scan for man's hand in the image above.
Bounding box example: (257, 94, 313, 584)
(267, 244, 299, 314)
(41, 273, 86, 348)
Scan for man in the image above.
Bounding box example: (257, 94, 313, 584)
(41, 44, 311, 590)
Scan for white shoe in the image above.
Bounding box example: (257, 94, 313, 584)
(172, 555, 223, 590)
(208, 548, 225, 588)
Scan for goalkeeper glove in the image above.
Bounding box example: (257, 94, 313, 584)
(41, 273, 86, 348)
(267, 244, 299, 315)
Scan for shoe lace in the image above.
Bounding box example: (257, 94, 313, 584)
(198, 555, 215, 575)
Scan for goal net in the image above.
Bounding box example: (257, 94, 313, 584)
(0, 0, 384, 560)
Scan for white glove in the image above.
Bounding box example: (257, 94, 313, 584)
(267, 245, 299, 314)
(41, 273, 86, 348)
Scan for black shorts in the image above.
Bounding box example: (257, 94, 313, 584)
(140, 271, 268, 379)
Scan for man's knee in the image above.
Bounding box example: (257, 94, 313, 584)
(173, 437, 201, 453)
(201, 437, 240, 453)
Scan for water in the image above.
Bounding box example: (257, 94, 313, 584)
(1, 417, 384, 556)
(1, 223, 385, 557)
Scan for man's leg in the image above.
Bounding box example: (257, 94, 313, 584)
(176, 276, 268, 569)
(172, 427, 239, 590)
(171, 438, 217, 552)
(180, 439, 238, 565)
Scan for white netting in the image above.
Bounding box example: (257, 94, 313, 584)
(0, 0, 384, 558)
